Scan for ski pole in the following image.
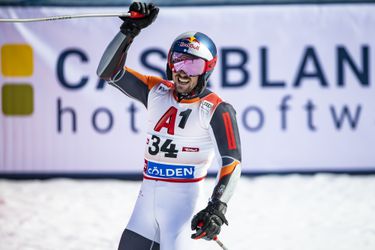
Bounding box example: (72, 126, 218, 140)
(0, 11, 144, 22)
(197, 222, 229, 250)
(214, 236, 229, 250)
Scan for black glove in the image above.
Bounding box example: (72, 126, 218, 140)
(191, 199, 229, 241)
(120, 2, 159, 37)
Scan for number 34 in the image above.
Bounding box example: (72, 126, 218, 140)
(148, 135, 178, 158)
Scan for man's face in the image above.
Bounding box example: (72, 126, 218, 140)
(170, 52, 205, 95)
(172, 71, 199, 95)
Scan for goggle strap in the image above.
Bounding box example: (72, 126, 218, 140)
(205, 56, 217, 72)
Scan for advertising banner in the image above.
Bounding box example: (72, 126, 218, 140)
(1, 5, 374, 174)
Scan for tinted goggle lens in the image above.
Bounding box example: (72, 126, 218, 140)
(171, 52, 206, 76)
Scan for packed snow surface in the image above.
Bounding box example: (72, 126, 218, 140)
(1, 175, 375, 250)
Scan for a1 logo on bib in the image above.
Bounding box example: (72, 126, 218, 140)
(154, 107, 192, 135)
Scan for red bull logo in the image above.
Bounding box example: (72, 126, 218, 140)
(178, 36, 200, 50)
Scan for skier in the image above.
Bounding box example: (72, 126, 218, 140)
(97, 2, 241, 250)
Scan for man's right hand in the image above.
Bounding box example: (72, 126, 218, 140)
(120, 2, 159, 37)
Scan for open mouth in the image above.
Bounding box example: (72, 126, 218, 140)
(178, 77, 190, 84)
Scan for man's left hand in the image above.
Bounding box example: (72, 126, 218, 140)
(191, 200, 228, 240)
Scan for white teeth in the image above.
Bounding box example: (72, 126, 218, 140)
(178, 77, 189, 83)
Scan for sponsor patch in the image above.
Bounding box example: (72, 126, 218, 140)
(201, 100, 213, 112)
(145, 160, 195, 179)
(178, 37, 201, 51)
(217, 184, 226, 195)
(178, 41, 200, 51)
(182, 147, 200, 152)
(156, 83, 171, 94)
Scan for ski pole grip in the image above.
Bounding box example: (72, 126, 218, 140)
(129, 11, 145, 19)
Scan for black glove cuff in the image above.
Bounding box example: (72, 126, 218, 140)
(120, 22, 141, 37)
(208, 199, 228, 225)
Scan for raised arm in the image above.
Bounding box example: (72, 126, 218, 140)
(97, 2, 158, 79)
(96, 2, 160, 106)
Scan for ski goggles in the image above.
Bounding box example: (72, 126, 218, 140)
(170, 52, 207, 77)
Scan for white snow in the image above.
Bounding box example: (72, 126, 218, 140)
(1, 175, 375, 250)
